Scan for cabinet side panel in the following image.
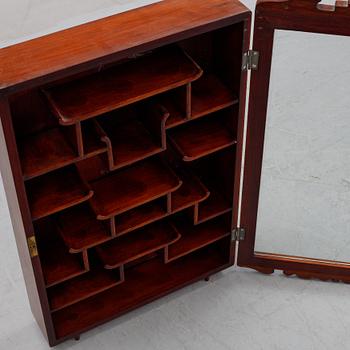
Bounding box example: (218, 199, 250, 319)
(0, 97, 55, 344)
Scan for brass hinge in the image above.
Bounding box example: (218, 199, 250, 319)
(27, 236, 38, 258)
(242, 50, 259, 71)
(232, 228, 246, 241)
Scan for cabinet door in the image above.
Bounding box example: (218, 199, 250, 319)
(238, 0, 350, 281)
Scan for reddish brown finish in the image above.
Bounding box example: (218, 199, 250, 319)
(0, 0, 249, 93)
(197, 189, 232, 224)
(81, 121, 108, 157)
(26, 165, 93, 220)
(48, 268, 122, 312)
(0, 0, 250, 346)
(96, 104, 169, 170)
(44, 47, 202, 125)
(97, 221, 180, 269)
(238, 0, 350, 280)
(114, 169, 209, 236)
(167, 215, 231, 262)
(168, 114, 237, 161)
(48, 268, 123, 312)
(115, 199, 168, 236)
(56, 204, 112, 252)
(0, 97, 56, 342)
(52, 243, 231, 340)
(89, 158, 182, 219)
(161, 87, 189, 129)
(191, 74, 238, 119)
(19, 128, 78, 180)
(4, 0, 345, 346)
(35, 219, 88, 287)
(171, 169, 209, 212)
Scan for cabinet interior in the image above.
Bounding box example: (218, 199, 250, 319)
(9, 22, 244, 341)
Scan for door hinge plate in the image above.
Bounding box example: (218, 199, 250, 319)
(232, 228, 246, 241)
(27, 236, 38, 258)
(242, 50, 259, 71)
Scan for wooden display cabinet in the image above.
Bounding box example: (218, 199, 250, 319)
(0, 0, 349, 346)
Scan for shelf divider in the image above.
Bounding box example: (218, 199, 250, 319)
(191, 74, 238, 119)
(96, 104, 169, 170)
(196, 189, 232, 224)
(114, 168, 210, 236)
(96, 221, 181, 269)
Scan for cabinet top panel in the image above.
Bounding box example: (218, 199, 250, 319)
(0, 0, 249, 93)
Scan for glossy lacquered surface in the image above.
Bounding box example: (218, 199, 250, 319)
(0, 0, 249, 346)
(0, 0, 249, 92)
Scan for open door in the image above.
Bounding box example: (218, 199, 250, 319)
(238, 0, 350, 281)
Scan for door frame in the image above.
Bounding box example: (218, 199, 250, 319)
(238, 0, 350, 281)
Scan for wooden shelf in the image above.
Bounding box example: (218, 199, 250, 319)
(48, 267, 122, 312)
(168, 116, 237, 161)
(115, 198, 168, 236)
(167, 215, 231, 262)
(52, 243, 230, 339)
(27, 165, 93, 220)
(44, 47, 202, 125)
(89, 158, 181, 219)
(197, 189, 232, 224)
(19, 128, 78, 180)
(191, 74, 238, 119)
(81, 120, 108, 157)
(35, 219, 88, 287)
(171, 169, 209, 212)
(115, 169, 209, 235)
(96, 221, 180, 269)
(56, 204, 112, 253)
(96, 104, 168, 169)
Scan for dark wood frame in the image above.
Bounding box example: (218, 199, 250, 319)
(238, 0, 350, 281)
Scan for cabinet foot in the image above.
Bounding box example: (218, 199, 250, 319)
(74, 335, 81, 341)
(204, 276, 210, 282)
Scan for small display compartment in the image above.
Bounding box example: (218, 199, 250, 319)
(168, 107, 238, 161)
(95, 103, 169, 169)
(88, 157, 182, 219)
(96, 220, 181, 269)
(52, 239, 231, 339)
(26, 165, 93, 220)
(34, 218, 89, 287)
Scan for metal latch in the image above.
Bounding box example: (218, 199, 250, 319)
(242, 50, 259, 71)
(27, 236, 38, 258)
(232, 228, 246, 241)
